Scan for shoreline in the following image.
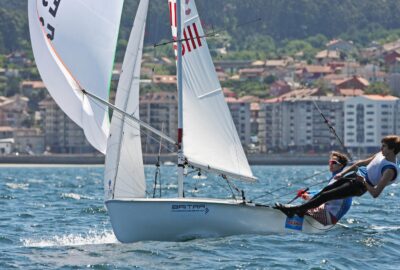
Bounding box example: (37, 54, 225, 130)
(0, 153, 331, 166)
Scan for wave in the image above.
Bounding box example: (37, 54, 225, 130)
(6, 183, 29, 190)
(370, 225, 400, 232)
(21, 230, 117, 247)
(61, 193, 94, 200)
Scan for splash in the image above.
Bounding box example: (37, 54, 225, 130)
(21, 230, 118, 247)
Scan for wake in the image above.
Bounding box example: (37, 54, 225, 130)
(21, 229, 118, 247)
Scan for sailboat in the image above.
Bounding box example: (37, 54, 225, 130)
(28, 0, 330, 242)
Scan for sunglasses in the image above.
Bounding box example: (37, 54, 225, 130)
(329, 160, 341, 165)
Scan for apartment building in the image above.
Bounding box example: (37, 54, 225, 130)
(226, 97, 252, 149)
(260, 96, 345, 152)
(139, 92, 178, 154)
(0, 95, 30, 127)
(13, 128, 44, 154)
(344, 95, 399, 152)
(39, 96, 95, 153)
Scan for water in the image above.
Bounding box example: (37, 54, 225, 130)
(1, 165, 400, 269)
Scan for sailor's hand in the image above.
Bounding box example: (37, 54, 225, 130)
(301, 192, 311, 200)
(355, 175, 367, 186)
(334, 172, 343, 179)
(296, 189, 310, 200)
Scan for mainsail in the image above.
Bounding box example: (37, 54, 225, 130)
(169, 0, 255, 181)
(104, 0, 149, 199)
(28, 0, 124, 153)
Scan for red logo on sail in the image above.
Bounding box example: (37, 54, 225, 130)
(169, 1, 202, 56)
(183, 23, 202, 53)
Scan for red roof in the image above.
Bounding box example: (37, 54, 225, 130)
(339, 89, 364, 96)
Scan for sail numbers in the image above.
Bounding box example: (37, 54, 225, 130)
(38, 0, 61, 41)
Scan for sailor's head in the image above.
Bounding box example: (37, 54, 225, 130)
(329, 151, 348, 173)
(381, 135, 400, 156)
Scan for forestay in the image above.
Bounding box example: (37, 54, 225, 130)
(28, 0, 124, 153)
(104, 0, 149, 199)
(168, 0, 255, 181)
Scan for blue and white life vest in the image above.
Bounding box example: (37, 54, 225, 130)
(325, 175, 352, 221)
(358, 152, 399, 186)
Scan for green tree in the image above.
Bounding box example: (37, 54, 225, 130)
(364, 82, 391, 95)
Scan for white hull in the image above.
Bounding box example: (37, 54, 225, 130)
(106, 198, 330, 243)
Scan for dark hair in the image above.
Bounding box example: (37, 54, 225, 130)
(330, 151, 349, 167)
(381, 135, 400, 155)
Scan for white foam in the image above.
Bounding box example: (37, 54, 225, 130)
(192, 175, 207, 180)
(21, 230, 118, 247)
(370, 225, 400, 231)
(6, 183, 29, 190)
(61, 193, 93, 200)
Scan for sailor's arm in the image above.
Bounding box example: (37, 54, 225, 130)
(359, 169, 395, 198)
(335, 154, 377, 179)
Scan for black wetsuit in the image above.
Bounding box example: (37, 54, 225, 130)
(287, 173, 367, 216)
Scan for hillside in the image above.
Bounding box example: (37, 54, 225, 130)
(2, 0, 400, 54)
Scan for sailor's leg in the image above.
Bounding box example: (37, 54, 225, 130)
(310, 173, 357, 198)
(292, 179, 365, 215)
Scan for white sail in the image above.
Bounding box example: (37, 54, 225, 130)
(169, 0, 255, 181)
(104, 0, 149, 199)
(28, 0, 124, 154)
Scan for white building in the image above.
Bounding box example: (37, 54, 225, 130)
(0, 138, 14, 154)
(226, 97, 252, 149)
(344, 95, 399, 152)
(260, 96, 345, 152)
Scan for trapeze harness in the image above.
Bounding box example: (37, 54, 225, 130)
(307, 171, 352, 225)
(292, 152, 399, 217)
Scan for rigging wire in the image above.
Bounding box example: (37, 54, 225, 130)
(153, 18, 262, 48)
(89, 94, 245, 199)
(88, 95, 177, 154)
(253, 101, 354, 203)
(153, 123, 164, 198)
(312, 99, 353, 161)
(251, 170, 327, 201)
(260, 178, 331, 204)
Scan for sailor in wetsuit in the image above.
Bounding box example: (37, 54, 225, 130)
(276, 135, 400, 219)
(299, 151, 352, 225)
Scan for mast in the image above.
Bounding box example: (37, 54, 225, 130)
(176, 0, 184, 197)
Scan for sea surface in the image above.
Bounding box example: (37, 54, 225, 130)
(1, 165, 399, 269)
